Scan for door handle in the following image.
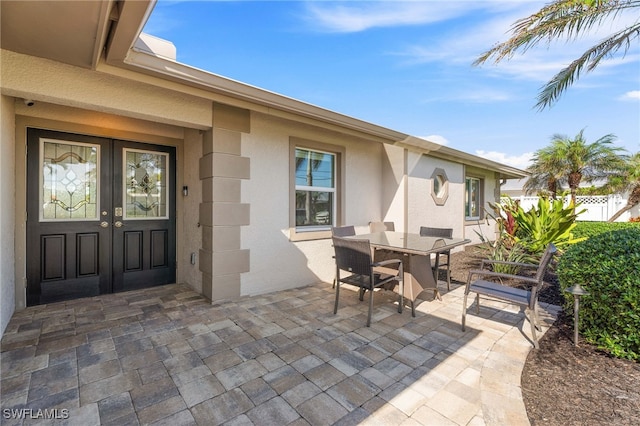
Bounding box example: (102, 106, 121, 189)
(114, 221, 123, 228)
(100, 221, 109, 228)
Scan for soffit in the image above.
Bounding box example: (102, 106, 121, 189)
(0, 0, 115, 69)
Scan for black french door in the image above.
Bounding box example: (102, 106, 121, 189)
(26, 128, 176, 305)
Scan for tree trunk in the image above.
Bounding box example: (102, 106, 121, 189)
(568, 172, 582, 206)
(608, 186, 640, 222)
(547, 178, 558, 200)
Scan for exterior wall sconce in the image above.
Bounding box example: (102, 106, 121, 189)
(182, 186, 188, 196)
(564, 284, 590, 346)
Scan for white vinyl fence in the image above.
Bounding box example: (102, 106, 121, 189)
(503, 195, 637, 222)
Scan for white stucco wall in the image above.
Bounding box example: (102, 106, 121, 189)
(180, 129, 203, 293)
(380, 144, 406, 230)
(1, 49, 212, 130)
(406, 153, 465, 236)
(240, 112, 384, 296)
(1, 95, 16, 335)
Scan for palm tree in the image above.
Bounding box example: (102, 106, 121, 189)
(608, 152, 640, 222)
(524, 148, 566, 199)
(474, 0, 640, 109)
(526, 130, 627, 205)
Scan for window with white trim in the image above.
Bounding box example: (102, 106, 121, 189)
(465, 177, 482, 220)
(294, 147, 336, 230)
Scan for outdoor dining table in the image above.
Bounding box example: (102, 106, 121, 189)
(352, 231, 471, 314)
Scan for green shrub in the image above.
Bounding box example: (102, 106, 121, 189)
(557, 228, 640, 360)
(572, 221, 640, 240)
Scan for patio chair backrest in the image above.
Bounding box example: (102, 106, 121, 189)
(534, 243, 557, 283)
(331, 225, 356, 237)
(332, 236, 373, 277)
(369, 221, 395, 232)
(419, 226, 453, 238)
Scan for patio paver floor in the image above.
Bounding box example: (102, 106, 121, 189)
(0, 281, 559, 425)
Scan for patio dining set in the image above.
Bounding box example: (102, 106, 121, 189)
(330, 222, 557, 348)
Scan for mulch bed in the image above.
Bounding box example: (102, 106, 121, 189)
(449, 246, 640, 426)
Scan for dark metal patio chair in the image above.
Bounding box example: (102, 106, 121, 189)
(461, 243, 557, 348)
(332, 235, 404, 327)
(331, 225, 356, 238)
(419, 226, 453, 290)
(331, 226, 356, 288)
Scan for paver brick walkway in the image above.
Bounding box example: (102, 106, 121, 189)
(0, 281, 559, 425)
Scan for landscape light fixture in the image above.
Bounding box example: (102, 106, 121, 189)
(564, 284, 590, 347)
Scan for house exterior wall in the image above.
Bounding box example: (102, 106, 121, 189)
(1, 50, 212, 129)
(1, 95, 16, 336)
(406, 153, 465, 237)
(182, 128, 204, 293)
(240, 112, 384, 295)
(380, 144, 406, 230)
(0, 46, 513, 327)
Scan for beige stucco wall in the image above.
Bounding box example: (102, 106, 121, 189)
(406, 152, 465, 236)
(1, 95, 16, 335)
(1, 49, 212, 130)
(380, 144, 406, 230)
(240, 112, 384, 295)
(182, 129, 204, 293)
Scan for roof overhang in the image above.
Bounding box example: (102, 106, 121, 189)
(397, 137, 528, 180)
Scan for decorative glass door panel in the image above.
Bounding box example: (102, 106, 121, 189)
(124, 149, 169, 219)
(40, 139, 99, 221)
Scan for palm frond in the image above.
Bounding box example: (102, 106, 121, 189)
(474, 0, 640, 108)
(475, 0, 638, 65)
(536, 21, 640, 109)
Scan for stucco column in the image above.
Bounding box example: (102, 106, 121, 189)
(199, 104, 250, 301)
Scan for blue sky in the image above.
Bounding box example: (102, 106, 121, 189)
(143, 1, 640, 169)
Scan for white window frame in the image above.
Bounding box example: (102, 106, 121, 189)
(294, 148, 336, 232)
(465, 176, 482, 221)
(289, 138, 344, 242)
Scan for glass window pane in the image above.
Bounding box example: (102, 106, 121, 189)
(465, 178, 480, 219)
(124, 149, 168, 219)
(295, 190, 333, 227)
(41, 140, 99, 221)
(295, 149, 334, 189)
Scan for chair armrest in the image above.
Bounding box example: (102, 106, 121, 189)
(373, 259, 403, 268)
(467, 269, 539, 285)
(480, 259, 538, 269)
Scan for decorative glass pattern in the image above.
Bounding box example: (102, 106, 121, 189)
(41, 139, 99, 221)
(124, 149, 168, 219)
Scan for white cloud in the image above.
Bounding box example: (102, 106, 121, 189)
(395, 2, 639, 84)
(475, 150, 533, 169)
(301, 2, 484, 33)
(619, 90, 640, 101)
